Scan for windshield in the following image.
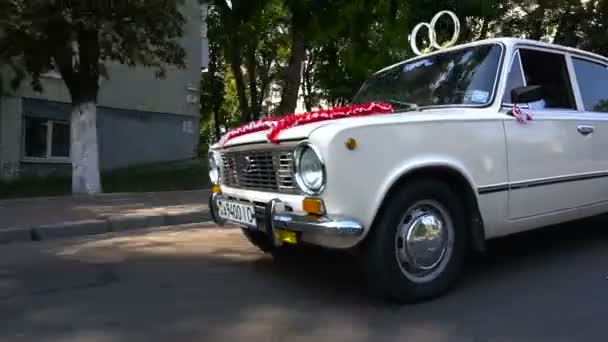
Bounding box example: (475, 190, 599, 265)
(353, 44, 503, 109)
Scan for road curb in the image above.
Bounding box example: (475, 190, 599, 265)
(165, 210, 210, 225)
(0, 209, 212, 245)
(0, 227, 32, 244)
(108, 213, 166, 232)
(33, 219, 108, 241)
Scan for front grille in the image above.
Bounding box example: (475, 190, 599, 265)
(221, 149, 298, 194)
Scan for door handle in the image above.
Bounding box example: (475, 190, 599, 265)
(577, 125, 595, 136)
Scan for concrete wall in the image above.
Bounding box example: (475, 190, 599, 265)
(0, 97, 23, 179)
(21, 98, 199, 172)
(97, 107, 198, 171)
(0, 0, 206, 179)
(16, 0, 204, 117)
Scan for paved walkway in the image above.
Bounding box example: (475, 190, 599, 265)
(0, 190, 211, 244)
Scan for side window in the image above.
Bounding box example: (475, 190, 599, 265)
(519, 49, 576, 109)
(572, 58, 608, 113)
(503, 51, 525, 104)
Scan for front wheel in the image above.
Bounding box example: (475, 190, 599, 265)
(360, 179, 468, 303)
(241, 228, 302, 263)
(241, 228, 276, 252)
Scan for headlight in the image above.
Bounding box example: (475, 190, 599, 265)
(208, 151, 222, 185)
(294, 143, 326, 194)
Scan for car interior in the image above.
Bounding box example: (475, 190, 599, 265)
(519, 49, 577, 110)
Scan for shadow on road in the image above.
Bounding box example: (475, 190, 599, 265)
(1, 218, 607, 341)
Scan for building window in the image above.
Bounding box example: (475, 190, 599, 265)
(23, 117, 70, 162)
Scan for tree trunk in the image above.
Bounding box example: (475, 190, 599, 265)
(528, 4, 547, 41)
(277, 27, 306, 115)
(553, 21, 577, 46)
(302, 74, 313, 112)
(219, 3, 250, 123)
(553, 3, 581, 47)
(53, 30, 102, 195)
(229, 39, 251, 123)
(479, 18, 489, 40)
(246, 40, 260, 120)
(213, 112, 221, 141)
(302, 57, 314, 112)
(258, 61, 271, 117)
(70, 101, 102, 194)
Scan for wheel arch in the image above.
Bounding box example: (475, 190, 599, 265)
(368, 162, 486, 253)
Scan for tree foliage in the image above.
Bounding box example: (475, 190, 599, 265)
(0, 0, 186, 101)
(200, 0, 608, 143)
(0, 0, 188, 193)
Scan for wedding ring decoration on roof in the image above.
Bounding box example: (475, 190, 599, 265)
(409, 10, 461, 56)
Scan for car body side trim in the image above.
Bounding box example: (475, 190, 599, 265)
(478, 171, 608, 194)
(477, 183, 509, 194)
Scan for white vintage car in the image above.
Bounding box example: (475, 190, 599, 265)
(208, 37, 608, 303)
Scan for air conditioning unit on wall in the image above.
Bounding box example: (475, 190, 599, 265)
(186, 94, 199, 104)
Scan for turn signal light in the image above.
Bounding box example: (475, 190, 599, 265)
(345, 137, 358, 150)
(211, 185, 221, 193)
(303, 198, 325, 215)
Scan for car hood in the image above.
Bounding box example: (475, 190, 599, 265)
(214, 108, 490, 149)
(216, 120, 333, 148)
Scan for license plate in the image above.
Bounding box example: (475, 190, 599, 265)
(216, 199, 257, 227)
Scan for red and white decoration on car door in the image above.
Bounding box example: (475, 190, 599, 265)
(512, 104, 533, 124)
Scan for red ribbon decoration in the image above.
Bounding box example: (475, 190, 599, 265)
(220, 102, 394, 145)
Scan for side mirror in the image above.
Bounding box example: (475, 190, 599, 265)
(511, 85, 543, 104)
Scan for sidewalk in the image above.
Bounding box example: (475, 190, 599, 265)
(0, 190, 212, 244)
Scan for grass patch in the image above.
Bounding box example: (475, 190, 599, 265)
(102, 159, 209, 193)
(0, 158, 210, 199)
(0, 174, 72, 199)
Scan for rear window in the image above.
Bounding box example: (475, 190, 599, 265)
(572, 58, 608, 113)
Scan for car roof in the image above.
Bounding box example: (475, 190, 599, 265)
(374, 37, 608, 75)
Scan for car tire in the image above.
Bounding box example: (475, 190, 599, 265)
(269, 244, 304, 264)
(241, 228, 275, 253)
(360, 179, 468, 303)
(241, 228, 301, 262)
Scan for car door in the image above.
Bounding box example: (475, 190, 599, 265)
(502, 47, 595, 220)
(571, 56, 608, 203)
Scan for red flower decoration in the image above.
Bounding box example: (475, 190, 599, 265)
(220, 102, 394, 145)
(513, 104, 533, 123)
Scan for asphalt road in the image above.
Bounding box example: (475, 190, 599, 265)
(1, 218, 607, 342)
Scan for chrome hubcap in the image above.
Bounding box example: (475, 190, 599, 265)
(395, 200, 454, 283)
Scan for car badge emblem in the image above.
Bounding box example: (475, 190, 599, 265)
(242, 156, 254, 174)
(409, 10, 461, 56)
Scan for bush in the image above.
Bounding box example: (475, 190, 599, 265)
(0, 159, 210, 199)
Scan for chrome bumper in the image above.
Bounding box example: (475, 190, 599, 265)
(272, 213, 363, 236)
(209, 193, 364, 238)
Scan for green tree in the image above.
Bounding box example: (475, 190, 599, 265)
(278, 0, 365, 113)
(579, 0, 608, 56)
(203, 0, 608, 135)
(0, 0, 187, 194)
(200, 4, 226, 143)
(212, 0, 288, 122)
(305, 0, 414, 106)
(594, 99, 608, 113)
(199, 3, 245, 149)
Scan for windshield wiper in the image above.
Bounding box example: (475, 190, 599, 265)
(387, 99, 421, 112)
